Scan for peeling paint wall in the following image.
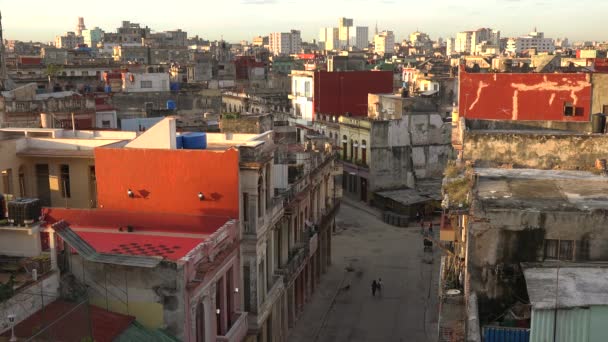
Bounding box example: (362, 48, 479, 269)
(591, 74, 608, 115)
(463, 132, 608, 169)
(459, 69, 592, 121)
(467, 209, 608, 318)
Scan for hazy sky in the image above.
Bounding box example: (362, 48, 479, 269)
(1, 0, 605, 43)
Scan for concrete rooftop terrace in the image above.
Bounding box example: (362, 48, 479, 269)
(474, 168, 608, 212)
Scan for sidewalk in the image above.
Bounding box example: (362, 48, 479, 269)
(340, 196, 382, 219)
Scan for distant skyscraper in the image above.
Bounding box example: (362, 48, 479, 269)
(269, 30, 301, 55)
(355, 27, 369, 49)
(320, 27, 339, 51)
(338, 17, 353, 49)
(374, 30, 395, 56)
(76, 17, 86, 37)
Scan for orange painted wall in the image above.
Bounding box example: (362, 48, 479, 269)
(94, 148, 239, 218)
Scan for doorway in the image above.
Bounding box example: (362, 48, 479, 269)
(360, 178, 368, 202)
(35, 164, 51, 206)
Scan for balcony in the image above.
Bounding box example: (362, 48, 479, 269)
(317, 200, 341, 229)
(275, 246, 308, 285)
(217, 312, 248, 342)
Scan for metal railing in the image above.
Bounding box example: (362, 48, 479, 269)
(217, 312, 248, 342)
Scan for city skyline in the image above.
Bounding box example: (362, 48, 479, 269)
(1, 0, 607, 43)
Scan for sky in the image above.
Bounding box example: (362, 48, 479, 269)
(1, 0, 606, 43)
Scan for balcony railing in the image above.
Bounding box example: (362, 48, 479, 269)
(317, 200, 341, 228)
(275, 246, 308, 283)
(217, 312, 248, 342)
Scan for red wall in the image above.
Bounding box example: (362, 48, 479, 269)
(459, 68, 592, 121)
(314, 71, 393, 118)
(94, 148, 240, 218)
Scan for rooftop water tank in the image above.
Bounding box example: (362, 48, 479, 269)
(176, 135, 184, 149)
(182, 132, 207, 149)
(166, 100, 176, 110)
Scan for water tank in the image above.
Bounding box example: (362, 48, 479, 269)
(592, 113, 606, 134)
(166, 100, 177, 110)
(182, 132, 207, 149)
(176, 135, 184, 149)
(8, 198, 41, 226)
(40, 113, 52, 128)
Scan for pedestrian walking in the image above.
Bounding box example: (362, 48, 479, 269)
(377, 278, 383, 296)
(371, 280, 378, 297)
(428, 222, 433, 236)
(415, 210, 421, 223)
(420, 220, 425, 235)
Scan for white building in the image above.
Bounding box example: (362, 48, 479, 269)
(374, 30, 395, 56)
(338, 17, 353, 49)
(454, 28, 500, 55)
(81, 27, 104, 48)
(355, 26, 369, 49)
(55, 31, 84, 49)
(122, 72, 170, 93)
(506, 30, 555, 54)
(269, 30, 301, 55)
(446, 37, 456, 55)
(320, 27, 339, 51)
(289, 71, 314, 121)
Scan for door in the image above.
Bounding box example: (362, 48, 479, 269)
(360, 178, 368, 202)
(89, 166, 97, 208)
(35, 164, 51, 206)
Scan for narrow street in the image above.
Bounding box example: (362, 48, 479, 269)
(289, 199, 440, 342)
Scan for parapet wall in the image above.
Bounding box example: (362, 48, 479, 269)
(464, 131, 608, 169)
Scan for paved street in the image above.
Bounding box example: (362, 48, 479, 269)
(288, 199, 440, 342)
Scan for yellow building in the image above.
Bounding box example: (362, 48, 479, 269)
(0, 128, 136, 209)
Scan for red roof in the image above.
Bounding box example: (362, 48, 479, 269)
(43, 208, 230, 261)
(76, 231, 203, 260)
(2, 300, 134, 342)
(44, 208, 228, 235)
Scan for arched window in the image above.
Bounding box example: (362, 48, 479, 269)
(342, 135, 348, 160)
(349, 139, 354, 161)
(361, 140, 367, 165)
(258, 174, 264, 217)
(354, 140, 359, 162)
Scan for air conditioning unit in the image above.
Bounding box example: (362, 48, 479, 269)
(8, 198, 42, 227)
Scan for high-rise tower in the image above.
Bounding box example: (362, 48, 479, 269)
(76, 17, 86, 36)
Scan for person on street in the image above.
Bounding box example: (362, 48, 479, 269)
(420, 220, 425, 234)
(377, 278, 383, 296)
(371, 280, 378, 296)
(428, 222, 433, 236)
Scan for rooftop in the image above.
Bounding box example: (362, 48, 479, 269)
(44, 208, 233, 262)
(474, 168, 608, 212)
(522, 263, 608, 309)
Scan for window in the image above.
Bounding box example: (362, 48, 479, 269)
(544, 239, 574, 261)
(563, 102, 574, 116)
(101, 120, 111, 128)
(304, 81, 311, 97)
(2, 169, 13, 195)
(361, 140, 367, 165)
(18, 166, 26, 197)
(140, 80, 153, 88)
(70, 71, 75, 76)
(60, 164, 71, 198)
(243, 265, 251, 312)
(81, 71, 89, 76)
(258, 175, 264, 217)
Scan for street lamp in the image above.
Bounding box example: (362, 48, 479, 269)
(8, 313, 16, 342)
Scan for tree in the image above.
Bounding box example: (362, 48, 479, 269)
(45, 64, 63, 90)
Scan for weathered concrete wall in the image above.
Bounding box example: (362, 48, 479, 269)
(71, 256, 186, 338)
(465, 119, 592, 133)
(467, 208, 608, 316)
(110, 91, 221, 118)
(463, 131, 608, 169)
(370, 119, 415, 191)
(0, 272, 60, 334)
(592, 73, 608, 115)
(220, 115, 273, 134)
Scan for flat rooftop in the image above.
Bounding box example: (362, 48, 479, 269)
(522, 263, 608, 309)
(475, 168, 608, 212)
